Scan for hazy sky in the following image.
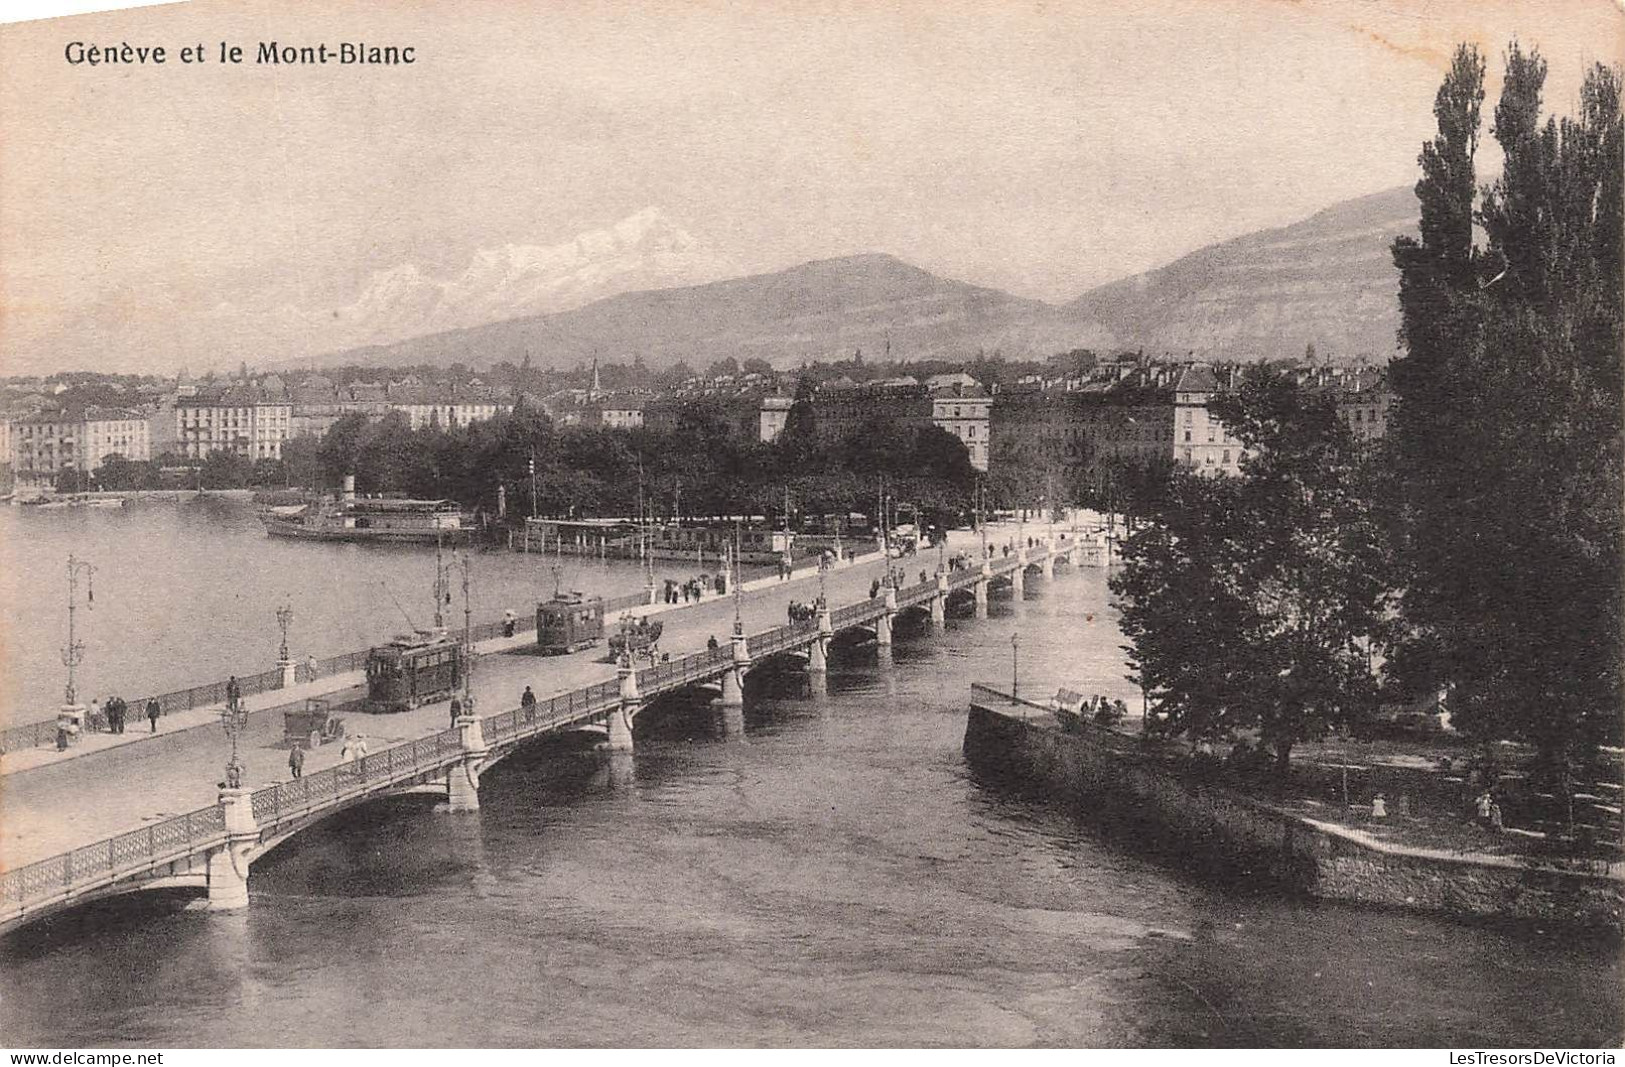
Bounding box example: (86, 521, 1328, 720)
(2, 0, 1621, 375)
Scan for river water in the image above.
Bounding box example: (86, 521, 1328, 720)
(0, 502, 1619, 1047)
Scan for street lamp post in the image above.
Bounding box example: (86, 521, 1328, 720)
(61, 554, 95, 707)
(460, 554, 475, 715)
(1010, 632, 1020, 709)
(276, 601, 294, 663)
(220, 696, 248, 789)
(732, 519, 744, 636)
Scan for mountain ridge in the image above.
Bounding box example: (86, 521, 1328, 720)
(290, 186, 1419, 373)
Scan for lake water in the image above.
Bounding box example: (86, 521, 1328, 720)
(0, 498, 649, 726)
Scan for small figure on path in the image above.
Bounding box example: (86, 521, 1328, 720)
(1488, 800, 1504, 833)
(1475, 791, 1493, 825)
(450, 695, 463, 726)
(56, 725, 69, 752)
(305, 653, 319, 683)
(1371, 794, 1387, 820)
(147, 699, 160, 733)
(226, 676, 241, 707)
(90, 697, 104, 733)
(707, 635, 719, 651)
(339, 735, 356, 763)
(288, 743, 305, 779)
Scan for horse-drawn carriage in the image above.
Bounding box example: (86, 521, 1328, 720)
(607, 616, 663, 663)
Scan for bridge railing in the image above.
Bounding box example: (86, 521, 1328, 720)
(895, 579, 936, 607)
(249, 727, 467, 827)
(0, 594, 631, 755)
(0, 805, 228, 918)
(750, 621, 820, 659)
(482, 681, 622, 745)
(636, 647, 732, 694)
(829, 601, 879, 628)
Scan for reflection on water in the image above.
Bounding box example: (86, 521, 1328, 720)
(0, 526, 1618, 1047)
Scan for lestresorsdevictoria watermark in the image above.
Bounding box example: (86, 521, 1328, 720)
(1449, 1054, 1617, 1065)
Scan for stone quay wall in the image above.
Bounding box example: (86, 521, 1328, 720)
(963, 701, 1623, 929)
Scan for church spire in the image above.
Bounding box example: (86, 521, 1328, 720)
(591, 356, 601, 396)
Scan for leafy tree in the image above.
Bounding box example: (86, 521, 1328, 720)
(1113, 472, 1256, 745)
(317, 412, 370, 487)
(1386, 43, 1623, 778)
(199, 450, 252, 489)
(1113, 368, 1389, 774)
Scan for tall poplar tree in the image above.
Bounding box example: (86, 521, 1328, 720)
(1387, 43, 1623, 780)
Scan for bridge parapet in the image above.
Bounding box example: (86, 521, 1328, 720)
(482, 682, 620, 746)
(0, 805, 227, 926)
(250, 727, 465, 829)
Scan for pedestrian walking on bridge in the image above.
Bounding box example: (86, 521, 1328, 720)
(288, 743, 305, 779)
(147, 699, 160, 733)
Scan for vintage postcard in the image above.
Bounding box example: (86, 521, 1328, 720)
(0, 0, 1621, 1053)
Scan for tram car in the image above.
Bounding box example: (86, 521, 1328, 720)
(364, 629, 463, 713)
(536, 592, 605, 654)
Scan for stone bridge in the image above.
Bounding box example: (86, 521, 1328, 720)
(0, 536, 1098, 933)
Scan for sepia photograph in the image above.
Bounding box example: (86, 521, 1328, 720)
(0, 0, 1621, 1051)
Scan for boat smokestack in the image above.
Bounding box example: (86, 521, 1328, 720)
(343, 474, 356, 503)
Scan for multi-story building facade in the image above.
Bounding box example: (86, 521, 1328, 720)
(594, 394, 648, 430)
(754, 394, 792, 443)
(1312, 365, 1390, 446)
(988, 365, 1183, 495)
(11, 414, 78, 482)
(1173, 363, 1245, 476)
(176, 388, 293, 461)
(930, 383, 992, 471)
(810, 382, 935, 448)
(0, 418, 11, 466)
(382, 386, 507, 431)
(283, 378, 511, 437)
(644, 391, 794, 444)
(80, 407, 151, 468)
(11, 408, 153, 482)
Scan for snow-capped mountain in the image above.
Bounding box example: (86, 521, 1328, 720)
(328, 208, 741, 348)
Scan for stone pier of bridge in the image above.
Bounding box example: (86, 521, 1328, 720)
(446, 714, 488, 812)
(608, 662, 638, 752)
(206, 786, 257, 910)
(720, 626, 751, 707)
(875, 585, 897, 647)
(930, 571, 948, 628)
